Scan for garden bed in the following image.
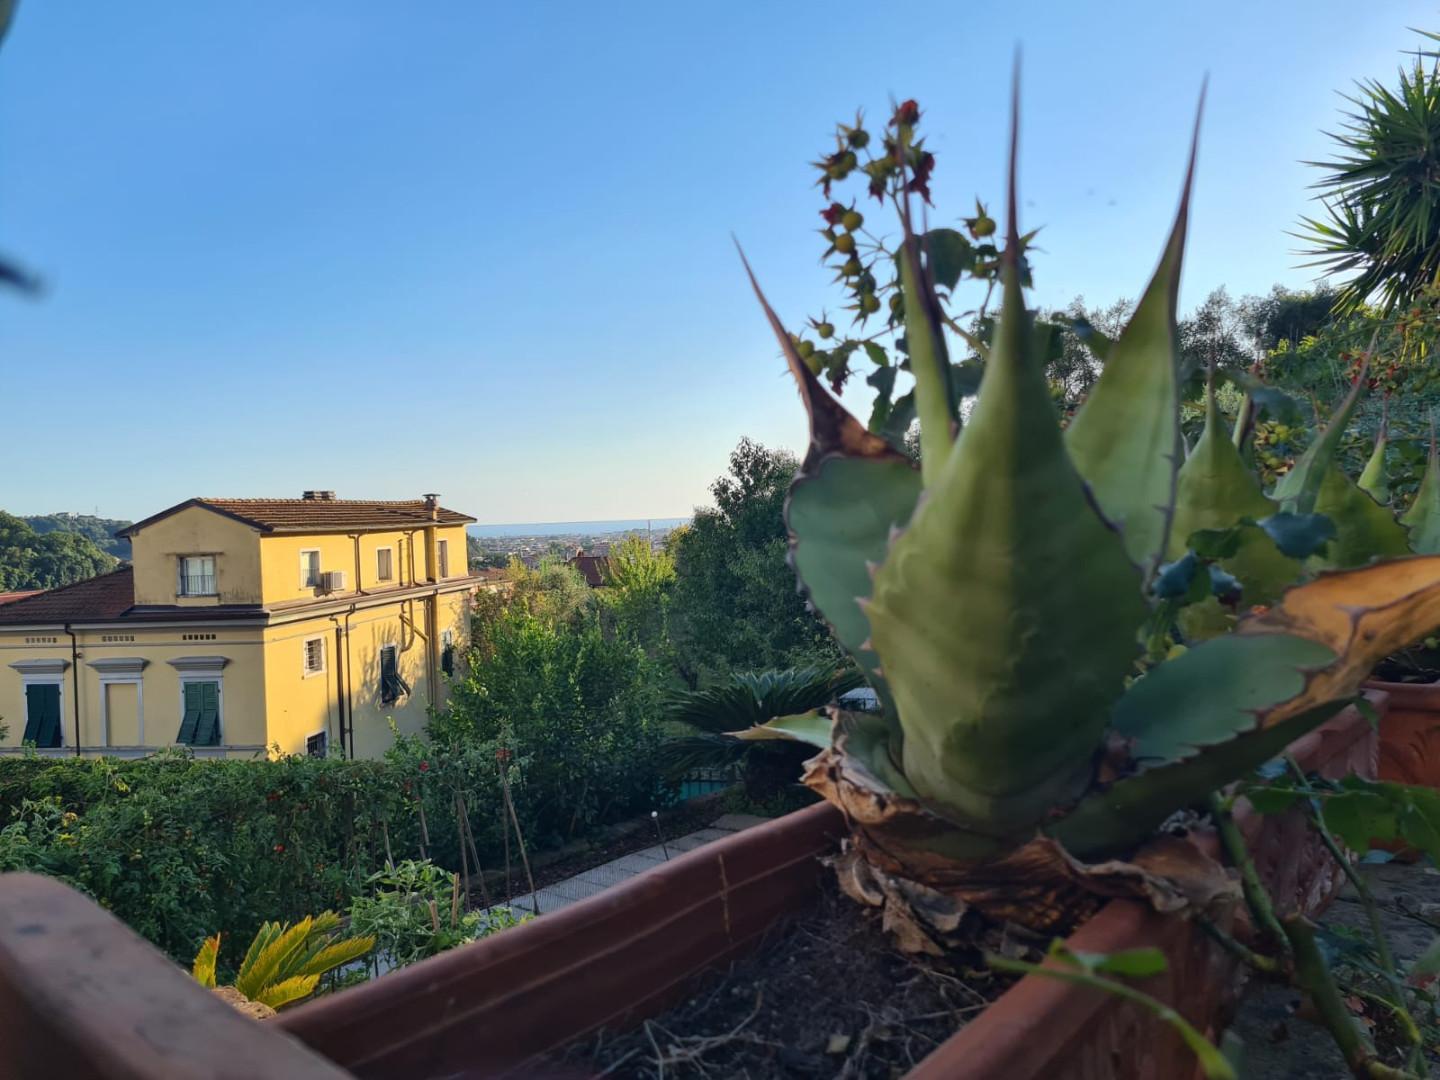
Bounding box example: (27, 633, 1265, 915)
(548, 878, 1017, 1078)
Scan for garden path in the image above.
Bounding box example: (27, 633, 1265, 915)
(486, 812, 770, 919)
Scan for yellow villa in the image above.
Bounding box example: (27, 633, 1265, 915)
(0, 492, 481, 760)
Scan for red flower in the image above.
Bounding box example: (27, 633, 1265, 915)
(820, 202, 845, 226)
(274, 843, 285, 853)
(419, 760, 430, 772)
(892, 100, 920, 127)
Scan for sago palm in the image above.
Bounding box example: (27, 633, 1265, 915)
(192, 911, 373, 1015)
(735, 81, 1440, 951)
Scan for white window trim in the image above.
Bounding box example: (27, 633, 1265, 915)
(98, 675, 144, 747)
(177, 554, 218, 598)
(376, 546, 395, 583)
(302, 635, 327, 678)
(177, 675, 224, 747)
(299, 549, 322, 589)
(20, 676, 65, 748)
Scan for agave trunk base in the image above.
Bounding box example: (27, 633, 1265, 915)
(805, 741, 1238, 952)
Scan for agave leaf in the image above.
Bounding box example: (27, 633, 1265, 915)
(192, 934, 221, 989)
(898, 216, 957, 485)
(1401, 422, 1440, 554)
(1270, 369, 1367, 514)
(787, 456, 921, 714)
(1169, 382, 1300, 608)
(866, 91, 1146, 833)
(250, 974, 321, 1011)
(1064, 106, 1197, 578)
(1311, 467, 1410, 568)
(1056, 556, 1440, 855)
(731, 709, 832, 748)
(1358, 417, 1390, 504)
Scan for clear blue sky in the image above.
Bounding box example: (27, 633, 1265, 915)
(0, 2, 1429, 523)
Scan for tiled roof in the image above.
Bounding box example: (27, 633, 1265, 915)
(120, 498, 476, 537)
(0, 568, 135, 624)
(0, 591, 42, 606)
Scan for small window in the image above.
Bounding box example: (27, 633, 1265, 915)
(177, 680, 221, 747)
(437, 539, 450, 578)
(303, 637, 325, 675)
(379, 645, 409, 705)
(306, 731, 328, 758)
(178, 556, 216, 596)
(376, 547, 394, 582)
(300, 549, 321, 588)
(441, 629, 455, 677)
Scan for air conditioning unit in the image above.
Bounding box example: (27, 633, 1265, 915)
(318, 570, 347, 593)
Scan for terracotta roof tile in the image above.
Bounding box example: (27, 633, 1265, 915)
(0, 568, 135, 624)
(0, 591, 43, 606)
(120, 498, 476, 536)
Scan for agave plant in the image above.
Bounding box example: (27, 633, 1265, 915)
(192, 911, 373, 1015)
(735, 83, 1440, 951)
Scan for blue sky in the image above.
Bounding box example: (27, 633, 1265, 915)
(0, 2, 1430, 523)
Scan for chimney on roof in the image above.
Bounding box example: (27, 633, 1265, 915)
(303, 490, 337, 501)
(423, 493, 440, 521)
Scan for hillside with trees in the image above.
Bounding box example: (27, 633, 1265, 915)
(22, 512, 131, 560)
(0, 511, 120, 591)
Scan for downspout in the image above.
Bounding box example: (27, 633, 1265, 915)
(64, 624, 80, 757)
(343, 603, 356, 759)
(330, 615, 347, 757)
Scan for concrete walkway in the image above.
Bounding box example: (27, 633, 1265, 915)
(489, 813, 770, 919)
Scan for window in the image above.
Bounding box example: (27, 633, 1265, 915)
(376, 547, 394, 583)
(177, 556, 216, 596)
(379, 645, 409, 705)
(300, 549, 321, 589)
(437, 539, 450, 578)
(177, 680, 221, 747)
(22, 683, 62, 748)
(303, 637, 326, 676)
(441, 629, 455, 677)
(306, 731, 328, 758)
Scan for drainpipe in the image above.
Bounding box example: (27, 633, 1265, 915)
(342, 604, 356, 759)
(330, 614, 347, 757)
(64, 624, 81, 757)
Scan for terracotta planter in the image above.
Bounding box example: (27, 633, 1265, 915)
(274, 697, 1380, 1080)
(1367, 678, 1440, 788)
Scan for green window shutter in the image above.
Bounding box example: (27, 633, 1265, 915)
(441, 644, 454, 677)
(23, 684, 61, 748)
(380, 648, 397, 703)
(195, 682, 220, 746)
(177, 682, 203, 745)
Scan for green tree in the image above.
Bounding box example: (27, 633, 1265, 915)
(1300, 34, 1440, 313)
(0, 511, 117, 590)
(669, 439, 838, 686)
(600, 535, 676, 654)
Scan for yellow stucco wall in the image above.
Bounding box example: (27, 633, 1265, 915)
(0, 624, 268, 758)
(129, 506, 264, 607)
(258, 524, 471, 606)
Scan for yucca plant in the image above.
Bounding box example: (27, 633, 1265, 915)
(192, 912, 374, 1015)
(659, 663, 863, 798)
(736, 83, 1440, 951)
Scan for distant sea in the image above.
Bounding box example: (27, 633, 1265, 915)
(467, 517, 690, 539)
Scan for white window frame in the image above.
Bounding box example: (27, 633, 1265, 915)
(376, 546, 395, 583)
(299, 549, 322, 589)
(302, 635, 326, 678)
(437, 538, 450, 578)
(176, 675, 224, 747)
(177, 554, 217, 597)
(305, 729, 329, 758)
(20, 676, 65, 749)
(98, 675, 144, 747)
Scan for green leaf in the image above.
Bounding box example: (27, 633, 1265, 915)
(1064, 126, 1195, 577)
(866, 109, 1146, 834)
(898, 228, 956, 485)
(1241, 784, 1306, 814)
(192, 934, 220, 989)
(250, 973, 321, 1010)
(923, 227, 975, 291)
(1358, 425, 1390, 504)
(731, 709, 833, 748)
(1088, 947, 1170, 978)
(1310, 467, 1411, 568)
(1257, 512, 1335, 559)
(787, 455, 921, 717)
(1169, 384, 1301, 607)
(1270, 375, 1367, 514)
(1401, 425, 1440, 554)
